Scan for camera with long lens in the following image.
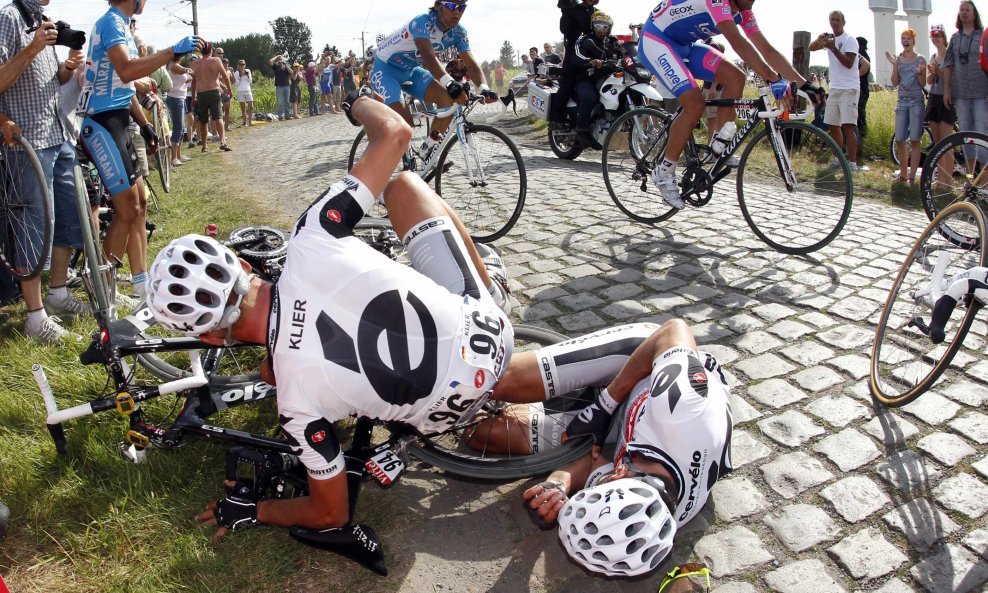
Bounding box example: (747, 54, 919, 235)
(49, 19, 86, 51)
(225, 445, 308, 499)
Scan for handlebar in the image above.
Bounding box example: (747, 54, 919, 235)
(922, 265, 988, 343)
(757, 88, 813, 121)
(430, 84, 516, 124)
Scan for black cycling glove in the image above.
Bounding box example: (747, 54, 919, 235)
(445, 79, 465, 100)
(342, 86, 374, 127)
(565, 389, 619, 446)
(140, 123, 158, 154)
(214, 483, 259, 531)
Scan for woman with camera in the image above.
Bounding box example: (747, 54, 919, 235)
(941, 0, 988, 169)
(78, 0, 202, 299)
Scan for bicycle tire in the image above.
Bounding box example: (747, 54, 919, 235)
(410, 324, 595, 480)
(736, 120, 853, 254)
(346, 128, 367, 172)
(869, 201, 987, 407)
(153, 107, 171, 193)
(919, 131, 988, 250)
(889, 125, 934, 167)
(433, 123, 526, 243)
(72, 164, 111, 314)
(601, 107, 678, 224)
(0, 135, 53, 280)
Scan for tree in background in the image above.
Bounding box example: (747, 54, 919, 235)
(499, 40, 515, 68)
(322, 44, 340, 58)
(215, 33, 275, 77)
(270, 16, 313, 64)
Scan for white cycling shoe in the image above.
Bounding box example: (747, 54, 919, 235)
(651, 168, 685, 209)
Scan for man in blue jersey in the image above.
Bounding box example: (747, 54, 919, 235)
(78, 0, 201, 298)
(639, 0, 821, 210)
(369, 0, 498, 169)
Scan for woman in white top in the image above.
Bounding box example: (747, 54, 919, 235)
(234, 60, 254, 126)
(166, 55, 193, 166)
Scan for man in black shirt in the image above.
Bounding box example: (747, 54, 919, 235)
(855, 36, 871, 139)
(543, 42, 562, 65)
(529, 47, 545, 74)
(572, 10, 621, 147)
(552, 0, 598, 123)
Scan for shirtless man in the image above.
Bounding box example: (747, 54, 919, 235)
(189, 42, 233, 152)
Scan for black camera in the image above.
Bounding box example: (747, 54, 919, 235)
(50, 20, 86, 51)
(225, 445, 308, 499)
(824, 33, 835, 39)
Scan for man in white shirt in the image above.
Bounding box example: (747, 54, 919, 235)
(810, 10, 867, 172)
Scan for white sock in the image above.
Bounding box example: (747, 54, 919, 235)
(659, 158, 676, 177)
(131, 272, 148, 296)
(488, 280, 505, 308)
(27, 308, 47, 325)
(49, 286, 68, 302)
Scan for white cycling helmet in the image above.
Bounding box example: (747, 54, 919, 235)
(146, 234, 251, 335)
(558, 477, 676, 577)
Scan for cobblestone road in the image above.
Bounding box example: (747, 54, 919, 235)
(233, 111, 988, 593)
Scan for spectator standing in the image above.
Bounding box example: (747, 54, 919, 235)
(234, 59, 253, 126)
(165, 54, 192, 166)
(215, 48, 233, 131)
(481, 61, 492, 86)
(942, 0, 988, 169)
(144, 44, 172, 99)
(521, 53, 532, 75)
(319, 55, 333, 114)
(887, 29, 927, 184)
(330, 54, 343, 113)
(494, 60, 505, 93)
(304, 60, 317, 115)
(855, 36, 871, 140)
(342, 53, 357, 93)
(189, 42, 232, 151)
(926, 24, 957, 184)
(543, 42, 562, 65)
(289, 62, 302, 119)
(809, 11, 867, 172)
(528, 47, 545, 77)
(268, 53, 291, 120)
(0, 0, 87, 342)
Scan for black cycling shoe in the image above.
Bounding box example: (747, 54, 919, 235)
(290, 523, 387, 576)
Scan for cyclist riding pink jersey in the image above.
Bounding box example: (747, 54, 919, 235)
(369, 0, 497, 168)
(639, 0, 820, 209)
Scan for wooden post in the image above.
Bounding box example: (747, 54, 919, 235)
(793, 31, 810, 80)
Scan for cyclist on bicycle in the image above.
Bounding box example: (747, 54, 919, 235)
(78, 0, 202, 297)
(639, 0, 820, 209)
(369, 0, 498, 170)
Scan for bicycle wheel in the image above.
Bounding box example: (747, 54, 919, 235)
(0, 135, 52, 280)
(919, 131, 988, 250)
(601, 107, 677, 224)
(870, 202, 987, 407)
(433, 123, 526, 243)
(410, 324, 595, 480)
(736, 120, 853, 254)
(152, 107, 171, 193)
(889, 126, 934, 167)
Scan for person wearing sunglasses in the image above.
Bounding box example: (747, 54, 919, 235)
(941, 0, 988, 168)
(368, 0, 499, 174)
(926, 25, 958, 187)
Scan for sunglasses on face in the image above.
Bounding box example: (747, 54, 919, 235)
(441, 1, 467, 12)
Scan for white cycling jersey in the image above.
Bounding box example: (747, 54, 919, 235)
(375, 11, 470, 71)
(269, 175, 511, 480)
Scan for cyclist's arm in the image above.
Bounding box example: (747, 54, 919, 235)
(719, 20, 780, 84)
(107, 44, 182, 84)
(348, 97, 413, 198)
(414, 37, 448, 82)
(746, 29, 807, 85)
(129, 96, 149, 127)
(256, 473, 350, 529)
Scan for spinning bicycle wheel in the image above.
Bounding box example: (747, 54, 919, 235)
(601, 107, 677, 224)
(919, 131, 988, 250)
(737, 120, 853, 254)
(0, 135, 52, 280)
(870, 201, 987, 407)
(434, 123, 526, 243)
(411, 324, 594, 480)
(152, 106, 171, 194)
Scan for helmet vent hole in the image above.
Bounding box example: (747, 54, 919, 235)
(596, 535, 614, 546)
(626, 538, 646, 555)
(573, 492, 586, 502)
(168, 264, 189, 278)
(167, 284, 189, 296)
(642, 544, 660, 561)
(205, 263, 231, 282)
(619, 503, 643, 520)
(614, 561, 631, 571)
(563, 506, 574, 517)
(194, 238, 218, 255)
(592, 551, 608, 562)
(587, 493, 601, 504)
(646, 501, 664, 518)
(584, 522, 598, 535)
(625, 521, 645, 537)
(629, 487, 652, 498)
(659, 518, 674, 539)
(575, 507, 586, 519)
(569, 525, 578, 536)
(196, 313, 214, 327)
(195, 290, 218, 306)
(578, 538, 592, 551)
(182, 251, 202, 265)
(166, 303, 193, 314)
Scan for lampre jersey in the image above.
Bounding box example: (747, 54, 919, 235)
(269, 175, 510, 480)
(375, 11, 470, 71)
(643, 0, 760, 45)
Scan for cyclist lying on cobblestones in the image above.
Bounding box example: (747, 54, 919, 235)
(472, 319, 734, 577)
(145, 93, 513, 536)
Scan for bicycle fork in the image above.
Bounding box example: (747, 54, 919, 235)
(766, 119, 797, 191)
(454, 122, 487, 188)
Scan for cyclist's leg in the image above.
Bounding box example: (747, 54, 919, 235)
(368, 59, 415, 126)
(415, 68, 455, 136)
(128, 127, 150, 280)
(697, 45, 745, 132)
(638, 33, 703, 163)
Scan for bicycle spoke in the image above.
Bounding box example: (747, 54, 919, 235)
(602, 107, 677, 224)
(0, 139, 52, 279)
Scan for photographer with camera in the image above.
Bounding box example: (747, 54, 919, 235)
(0, 0, 89, 343)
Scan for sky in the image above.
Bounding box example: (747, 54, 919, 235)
(49, 0, 962, 68)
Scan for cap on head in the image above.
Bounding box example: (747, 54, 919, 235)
(930, 24, 945, 36)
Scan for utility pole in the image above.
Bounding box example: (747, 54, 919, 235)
(190, 0, 199, 36)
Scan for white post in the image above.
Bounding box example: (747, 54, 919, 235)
(870, 0, 900, 86)
(904, 0, 933, 60)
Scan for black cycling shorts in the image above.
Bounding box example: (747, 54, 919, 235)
(196, 89, 223, 123)
(80, 109, 139, 197)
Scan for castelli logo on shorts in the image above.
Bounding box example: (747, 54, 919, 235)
(311, 430, 326, 443)
(693, 372, 707, 384)
(326, 209, 342, 223)
(474, 369, 485, 388)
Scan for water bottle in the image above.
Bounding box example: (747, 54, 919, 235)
(711, 121, 737, 155)
(205, 223, 218, 238)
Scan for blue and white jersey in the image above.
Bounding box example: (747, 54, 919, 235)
(375, 11, 470, 71)
(78, 6, 138, 115)
(642, 0, 760, 45)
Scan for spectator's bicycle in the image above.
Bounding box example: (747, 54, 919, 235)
(149, 103, 171, 194)
(601, 88, 854, 255)
(869, 201, 986, 407)
(0, 134, 53, 280)
(347, 87, 526, 243)
(919, 130, 988, 249)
